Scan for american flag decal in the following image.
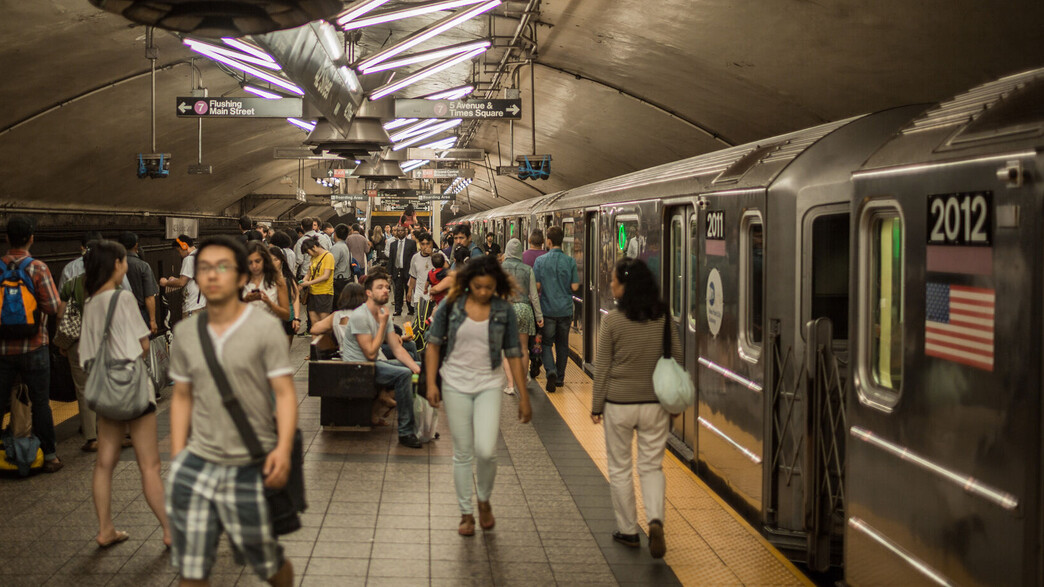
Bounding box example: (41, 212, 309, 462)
(925, 283, 994, 371)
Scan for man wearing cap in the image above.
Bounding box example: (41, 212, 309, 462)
(0, 215, 63, 472)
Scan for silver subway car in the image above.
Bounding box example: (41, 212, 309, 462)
(453, 67, 1044, 584)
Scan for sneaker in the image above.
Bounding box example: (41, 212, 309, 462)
(545, 374, 557, 393)
(648, 519, 666, 559)
(503, 385, 516, 396)
(612, 531, 640, 548)
(398, 434, 422, 449)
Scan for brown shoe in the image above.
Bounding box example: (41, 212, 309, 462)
(459, 514, 476, 536)
(648, 519, 666, 559)
(42, 458, 63, 473)
(477, 501, 495, 530)
(81, 439, 98, 453)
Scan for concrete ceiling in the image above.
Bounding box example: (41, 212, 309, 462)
(1, 0, 1042, 218)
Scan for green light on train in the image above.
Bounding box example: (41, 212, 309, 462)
(618, 224, 627, 251)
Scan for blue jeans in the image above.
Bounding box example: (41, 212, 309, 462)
(0, 347, 58, 459)
(375, 360, 415, 437)
(381, 340, 419, 362)
(443, 386, 501, 514)
(541, 315, 571, 381)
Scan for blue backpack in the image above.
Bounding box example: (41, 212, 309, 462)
(350, 256, 365, 278)
(0, 258, 42, 340)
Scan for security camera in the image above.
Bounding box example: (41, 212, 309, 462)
(137, 153, 171, 179)
(696, 196, 709, 210)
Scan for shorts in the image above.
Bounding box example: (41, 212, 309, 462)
(166, 451, 284, 581)
(307, 293, 333, 314)
(512, 302, 536, 336)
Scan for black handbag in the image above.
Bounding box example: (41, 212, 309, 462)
(196, 314, 307, 535)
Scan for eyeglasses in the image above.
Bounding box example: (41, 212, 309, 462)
(196, 263, 235, 275)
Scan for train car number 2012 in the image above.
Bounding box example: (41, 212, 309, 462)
(927, 191, 992, 246)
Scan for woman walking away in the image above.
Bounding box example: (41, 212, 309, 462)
(591, 258, 680, 559)
(268, 246, 300, 346)
(370, 225, 388, 268)
(425, 255, 532, 536)
(500, 238, 543, 395)
(244, 242, 290, 322)
(79, 240, 171, 548)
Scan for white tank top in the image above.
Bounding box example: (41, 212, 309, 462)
(243, 278, 280, 317)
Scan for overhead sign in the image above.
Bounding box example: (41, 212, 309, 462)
(255, 23, 365, 135)
(418, 193, 457, 202)
(331, 194, 367, 202)
(395, 99, 523, 119)
(176, 97, 302, 118)
(406, 148, 485, 161)
(411, 168, 476, 180)
(497, 166, 519, 176)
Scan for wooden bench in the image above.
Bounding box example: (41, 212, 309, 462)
(307, 360, 380, 430)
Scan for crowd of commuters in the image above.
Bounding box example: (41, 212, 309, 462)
(0, 210, 685, 583)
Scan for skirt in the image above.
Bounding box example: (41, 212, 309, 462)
(512, 302, 536, 336)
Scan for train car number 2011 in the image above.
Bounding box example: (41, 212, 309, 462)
(927, 191, 992, 246)
(706, 210, 725, 240)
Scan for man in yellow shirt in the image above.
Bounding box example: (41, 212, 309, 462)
(299, 237, 335, 326)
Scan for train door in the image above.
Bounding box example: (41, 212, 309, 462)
(561, 217, 584, 361)
(665, 205, 698, 452)
(583, 210, 599, 369)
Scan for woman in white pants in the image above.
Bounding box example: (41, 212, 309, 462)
(591, 258, 681, 559)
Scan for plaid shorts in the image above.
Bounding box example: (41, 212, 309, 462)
(166, 451, 284, 580)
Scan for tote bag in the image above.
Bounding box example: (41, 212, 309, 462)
(83, 291, 154, 421)
(652, 317, 694, 414)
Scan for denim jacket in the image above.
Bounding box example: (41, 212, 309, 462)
(426, 296, 521, 369)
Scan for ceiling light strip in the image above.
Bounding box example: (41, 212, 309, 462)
(384, 118, 418, 130)
(288, 118, 317, 132)
(361, 40, 491, 74)
(186, 44, 304, 95)
(355, 0, 500, 72)
(336, 0, 395, 25)
(418, 137, 458, 149)
(184, 39, 281, 70)
(342, 0, 488, 30)
(369, 47, 488, 100)
(388, 119, 442, 142)
(392, 119, 463, 150)
(421, 85, 475, 100)
(220, 38, 277, 63)
(243, 85, 284, 100)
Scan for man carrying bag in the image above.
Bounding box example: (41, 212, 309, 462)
(166, 236, 301, 587)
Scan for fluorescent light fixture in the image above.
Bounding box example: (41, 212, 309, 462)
(418, 136, 458, 149)
(337, 66, 361, 93)
(400, 160, 430, 173)
(361, 40, 490, 74)
(336, 0, 394, 25)
(392, 119, 462, 150)
(243, 85, 283, 100)
(317, 21, 344, 62)
(388, 119, 442, 142)
(342, 0, 488, 30)
(369, 46, 488, 100)
(383, 118, 418, 130)
(186, 43, 304, 95)
(355, 0, 500, 72)
(287, 118, 317, 132)
(221, 38, 276, 63)
(184, 38, 281, 70)
(421, 85, 474, 100)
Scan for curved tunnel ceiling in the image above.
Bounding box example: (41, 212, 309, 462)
(1, 0, 1042, 217)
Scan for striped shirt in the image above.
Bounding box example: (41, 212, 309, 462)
(1, 250, 60, 355)
(592, 310, 682, 415)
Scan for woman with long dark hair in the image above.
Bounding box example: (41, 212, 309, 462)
(370, 225, 388, 268)
(79, 240, 171, 548)
(399, 203, 419, 229)
(425, 255, 531, 536)
(268, 245, 300, 346)
(591, 257, 681, 559)
(243, 241, 289, 322)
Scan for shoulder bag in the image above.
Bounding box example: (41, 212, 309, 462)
(652, 316, 695, 414)
(196, 314, 307, 535)
(52, 301, 82, 351)
(84, 291, 154, 420)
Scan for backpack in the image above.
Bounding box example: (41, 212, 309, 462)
(0, 258, 42, 340)
(350, 256, 365, 278)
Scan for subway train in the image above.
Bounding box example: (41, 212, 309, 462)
(449, 67, 1044, 585)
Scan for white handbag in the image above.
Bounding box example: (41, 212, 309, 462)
(653, 317, 694, 414)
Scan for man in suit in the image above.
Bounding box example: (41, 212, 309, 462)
(388, 225, 417, 316)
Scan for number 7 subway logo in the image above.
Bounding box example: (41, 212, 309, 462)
(926, 191, 993, 276)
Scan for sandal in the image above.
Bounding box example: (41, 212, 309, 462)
(477, 501, 495, 530)
(81, 439, 98, 453)
(458, 514, 476, 536)
(97, 530, 130, 548)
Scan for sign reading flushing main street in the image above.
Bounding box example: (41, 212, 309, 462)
(395, 99, 522, 119)
(176, 97, 303, 118)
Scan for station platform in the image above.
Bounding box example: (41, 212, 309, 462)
(0, 336, 812, 586)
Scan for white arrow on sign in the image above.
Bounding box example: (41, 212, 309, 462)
(178, 102, 191, 114)
(506, 104, 520, 116)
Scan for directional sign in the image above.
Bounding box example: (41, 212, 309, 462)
(331, 194, 367, 202)
(406, 148, 485, 161)
(176, 97, 303, 118)
(497, 166, 519, 176)
(411, 168, 476, 180)
(418, 193, 456, 202)
(395, 99, 523, 119)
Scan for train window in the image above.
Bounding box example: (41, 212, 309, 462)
(739, 212, 764, 362)
(562, 219, 579, 262)
(669, 217, 684, 320)
(616, 215, 641, 261)
(858, 204, 904, 408)
(811, 213, 850, 340)
(689, 215, 699, 332)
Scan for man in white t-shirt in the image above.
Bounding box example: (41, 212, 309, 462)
(159, 235, 205, 318)
(407, 232, 435, 310)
